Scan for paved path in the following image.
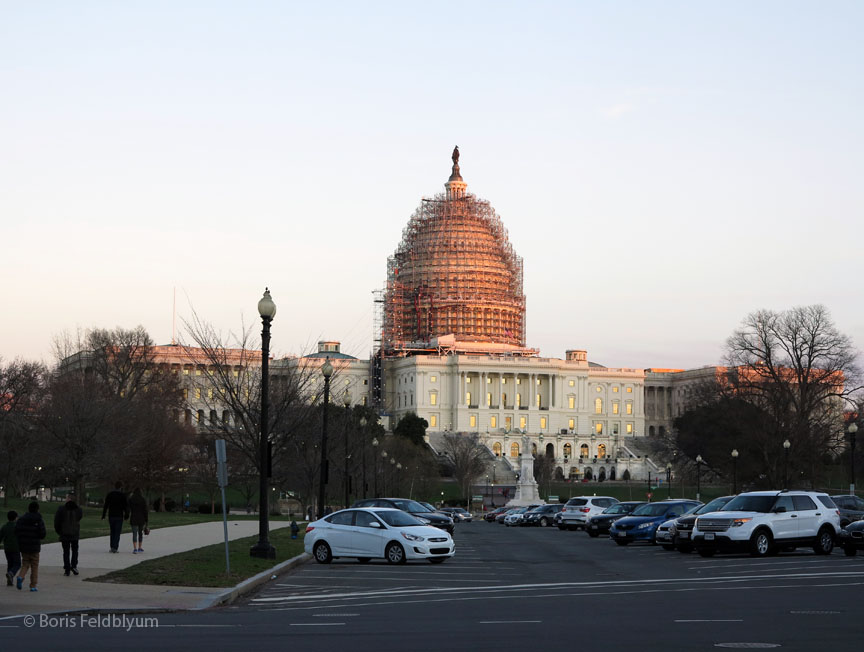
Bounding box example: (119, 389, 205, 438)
(0, 520, 291, 617)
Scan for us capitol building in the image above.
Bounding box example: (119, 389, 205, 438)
(288, 148, 720, 483)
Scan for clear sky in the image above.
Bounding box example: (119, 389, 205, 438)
(2, 1, 862, 369)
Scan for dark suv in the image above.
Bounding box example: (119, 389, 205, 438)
(830, 495, 864, 527)
(522, 504, 564, 527)
(352, 498, 455, 533)
(672, 496, 735, 553)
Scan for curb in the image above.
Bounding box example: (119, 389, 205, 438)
(198, 552, 311, 609)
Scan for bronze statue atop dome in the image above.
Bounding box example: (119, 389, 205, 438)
(452, 145, 459, 165)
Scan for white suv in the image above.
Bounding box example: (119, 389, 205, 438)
(558, 496, 619, 531)
(692, 490, 840, 558)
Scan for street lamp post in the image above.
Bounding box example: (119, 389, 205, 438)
(371, 437, 379, 497)
(318, 358, 333, 519)
(782, 439, 791, 489)
(848, 423, 857, 495)
(381, 450, 388, 496)
(695, 454, 703, 502)
(343, 390, 351, 509)
(666, 463, 672, 499)
(251, 288, 276, 559)
(731, 449, 739, 494)
(360, 417, 367, 499)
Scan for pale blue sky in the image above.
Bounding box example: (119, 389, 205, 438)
(2, 1, 862, 368)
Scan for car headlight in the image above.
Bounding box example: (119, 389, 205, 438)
(401, 532, 425, 542)
(637, 522, 655, 529)
(731, 518, 752, 527)
(417, 517, 431, 524)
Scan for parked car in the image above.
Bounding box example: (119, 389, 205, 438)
(485, 506, 509, 522)
(830, 495, 864, 527)
(585, 502, 647, 537)
(504, 505, 541, 526)
(559, 496, 619, 530)
(438, 507, 472, 522)
(522, 504, 564, 527)
(673, 496, 736, 553)
(352, 498, 455, 534)
(656, 503, 703, 550)
(305, 507, 455, 564)
(609, 500, 701, 546)
(838, 519, 864, 556)
(691, 490, 840, 558)
(496, 507, 521, 524)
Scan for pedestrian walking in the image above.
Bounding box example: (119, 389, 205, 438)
(14, 502, 46, 592)
(128, 487, 149, 554)
(54, 493, 83, 576)
(0, 511, 21, 586)
(102, 481, 129, 553)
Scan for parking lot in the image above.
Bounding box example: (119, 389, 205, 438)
(235, 520, 864, 650)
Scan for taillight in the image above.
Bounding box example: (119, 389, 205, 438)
(580, 507, 590, 513)
(305, 526, 315, 533)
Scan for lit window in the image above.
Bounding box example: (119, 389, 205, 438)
(568, 418, 575, 429)
(466, 392, 472, 406)
(595, 398, 602, 414)
(233, 370, 239, 377)
(595, 386, 601, 392)
(183, 388, 188, 399)
(595, 422, 603, 434)
(183, 369, 190, 376)
(207, 388, 213, 399)
(430, 375, 437, 383)
(487, 392, 492, 406)
(626, 423, 633, 433)
(196, 369, 201, 376)
(502, 378, 507, 384)
(430, 414, 437, 427)
(613, 387, 619, 393)
(612, 401, 619, 414)
(536, 379, 541, 386)
(466, 377, 471, 384)
(487, 377, 492, 384)
(362, 396, 367, 406)
(520, 416, 527, 429)
(626, 402, 633, 415)
(568, 396, 575, 409)
(195, 388, 201, 400)
(569, 380, 575, 387)
(540, 417, 547, 429)
(627, 387, 633, 393)
(516, 393, 521, 407)
(510, 442, 519, 457)
(490, 416, 497, 428)
(516, 378, 522, 385)
(536, 393, 541, 407)
(470, 415, 477, 428)
(430, 392, 437, 406)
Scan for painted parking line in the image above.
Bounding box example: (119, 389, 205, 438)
(479, 620, 542, 624)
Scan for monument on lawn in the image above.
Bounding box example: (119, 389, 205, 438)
(507, 435, 544, 506)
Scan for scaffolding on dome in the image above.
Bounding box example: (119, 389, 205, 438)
(380, 188, 530, 358)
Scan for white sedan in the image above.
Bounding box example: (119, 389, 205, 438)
(304, 507, 455, 565)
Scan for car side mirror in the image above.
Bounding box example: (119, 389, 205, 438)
(369, 521, 382, 528)
(773, 506, 787, 514)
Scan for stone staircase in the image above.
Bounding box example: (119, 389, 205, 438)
(425, 431, 517, 485)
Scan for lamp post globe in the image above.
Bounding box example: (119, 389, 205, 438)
(848, 423, 858, 494)
(318, 357, 333, 519)
(251, 288, 276, 559)
(731, 448, 739, 494)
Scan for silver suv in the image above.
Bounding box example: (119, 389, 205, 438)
(692, 490, 840, 558)
(559, 496, 619, 531)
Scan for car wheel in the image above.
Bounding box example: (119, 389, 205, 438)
(750, 530, 773, 557)
(697, 548, 716, 557)
(615, 539, 629, 546)
(540, 517, 549, 527)
(313, 541, 332, 564)
(587, 530, 599, 538)
(844, 546, 857, 557)
(661, 544, 675, 551)
(385, 542, 406, 565)
(356, 557, 371, 564)
(428, 557, 447, 564)
(813, 527, 835, 555)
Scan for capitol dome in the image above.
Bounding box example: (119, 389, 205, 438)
(382, 148, 526, 353)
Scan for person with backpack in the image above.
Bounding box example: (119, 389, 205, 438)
(14, 502, 46, 591)
(54, 493, 83, 576)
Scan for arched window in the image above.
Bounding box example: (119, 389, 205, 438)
(510, 442, 519, 458)
(584, 467, 593, 481)
(493, 442, 502, 457)
(649, 425, 656, 436)
(598, 468, 607, 482)
(563, 443, 572, 457)
(580, 443, 589, 458)
(598, 443, 607, 459)
(569, 467, 580, 480)
(531, 443, 537, 455)
(595, 398, 603, 414)
(546, 443, 554, 458)
(609, 467, 617, 481)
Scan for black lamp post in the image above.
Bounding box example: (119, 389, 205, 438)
(666, 463, 672, 499)
(381, 450, 388, 495)
(342, 390, 351, 509)
(371, 436, 379, 497)
(360, 417, 367, 499)
(695, 454, 703, 502)
(317, 358, 333, 519)
(848, 423, 857, 495)
(250, 288, 276, 559)
(782, 439, 791, 489)
(731, 449, 739, 494)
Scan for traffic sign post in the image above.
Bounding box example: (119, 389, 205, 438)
(215, 439, 230, 574)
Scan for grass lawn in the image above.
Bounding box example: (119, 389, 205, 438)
(88, 526, 307, 587)
(0, 497, 291, 545)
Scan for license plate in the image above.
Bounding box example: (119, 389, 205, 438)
(589, 525, 597, 530)
(618, 531, 627, 538)
(679, 532, 689, 539)
(704, 533, 715, 541)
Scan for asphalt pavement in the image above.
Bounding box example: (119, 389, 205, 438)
(3, 520, 864, 650)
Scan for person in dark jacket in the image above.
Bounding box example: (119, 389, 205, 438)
(14, 501, 46, 591)
(54, 493, 83, 576)
(1, 511, 21, 586)
(102, 481, 129, 553)
(128, 488, 148, 554)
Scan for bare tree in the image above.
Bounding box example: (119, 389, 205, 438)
(438, 432, 489, 506)
(0, 359, 45, 505)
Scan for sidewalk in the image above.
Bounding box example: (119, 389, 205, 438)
(0, 520, 292, 618)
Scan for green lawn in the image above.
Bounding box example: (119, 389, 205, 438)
(88, 526, 306, 587)
(0, 497, 290, 545)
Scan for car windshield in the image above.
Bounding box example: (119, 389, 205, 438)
(632, 503, 675, 517)
(721, 495, 776, 513)
(390, 499, 430, 512)
(697, 497, 733, 514)
(419, 502, 437, 511)
(604, 504, 632, 515)
(374, 510, 425, 527)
